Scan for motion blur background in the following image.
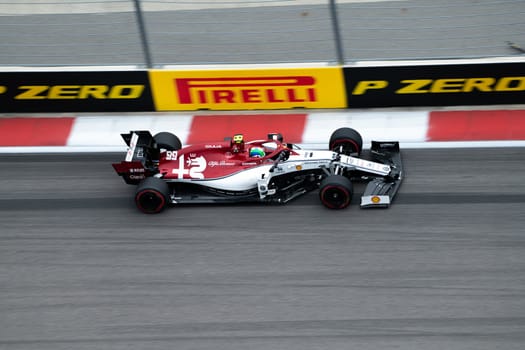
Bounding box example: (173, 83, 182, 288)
(1, 0, 524, 67)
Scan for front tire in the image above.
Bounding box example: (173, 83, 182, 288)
(319, 175, 353, 209)
(135, 177, 170, 214)
(329, 127, 363, 157)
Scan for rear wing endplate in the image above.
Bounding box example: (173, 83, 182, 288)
(112, 131, 159, 184)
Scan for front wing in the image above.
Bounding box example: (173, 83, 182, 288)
(359, 141, 403, 208)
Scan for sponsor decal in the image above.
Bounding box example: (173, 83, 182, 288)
(165, 150, 178, 161)
(175, 76, 316, 104)
(208, 160, 236, 167)
(125, 132, 140, 162)
(0, 71, 154, 113)
(129, 168, 145, 173)
(171, 154, 207, 179)
(149, 67, 346, 110)
(343, 62, 525, 107)
(136, 147, 144, 159)
(13, 85, 144, 100)
(351, 77, 525, 95)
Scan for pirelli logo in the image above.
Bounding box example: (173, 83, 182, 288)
(149, 68, 346, 110)
(175, 76, 316, 104)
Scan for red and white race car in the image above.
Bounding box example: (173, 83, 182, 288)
(112, 128, 403, 213)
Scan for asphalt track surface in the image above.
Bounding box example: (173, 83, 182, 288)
(1, 148, 525, 350)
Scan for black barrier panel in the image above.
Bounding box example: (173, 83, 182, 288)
(0, 71, 154, 113)
(344, 62, 525, 108)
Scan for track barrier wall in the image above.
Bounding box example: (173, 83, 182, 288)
(1, 60, 524, 149)
(2, 60, 525, 113)
(0, 71, 153, 113)
(343, 62, 525, 108)
(149, 67, 346, 111)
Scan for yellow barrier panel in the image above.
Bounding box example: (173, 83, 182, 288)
(149, 67, 346, 111)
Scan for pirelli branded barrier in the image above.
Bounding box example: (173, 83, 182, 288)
(0, 71, 154, 113)
(343, 62, 525, 108)
(1, 61, 523, 113)
(0, 67, 345, 113)
(148, 67, 346, 110)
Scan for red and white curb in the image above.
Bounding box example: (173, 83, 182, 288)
(1, 109, 524, 152)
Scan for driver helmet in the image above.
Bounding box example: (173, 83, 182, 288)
(232, 134, 244, 144)
(231, 134, 244, 153)
(249, 146, 265, 158)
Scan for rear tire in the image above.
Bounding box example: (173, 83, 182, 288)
(329, 127, 363, 157)
(135, 177, 170, 214)
(319, 175, 353, 209)
(154, 132, 181, 151)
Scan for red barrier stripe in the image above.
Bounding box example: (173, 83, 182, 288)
(0, 117, 75, 146)
(427, 110, 525, 141)
(187, 114, 308, 144)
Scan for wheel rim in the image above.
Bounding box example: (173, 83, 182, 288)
(321, 185, 350, 209)
(331, 139, 360, 155)
(136, 189, 166, 213)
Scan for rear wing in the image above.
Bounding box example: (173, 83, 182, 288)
(360, 141, 403, 208)
(112, 131, 159, 184)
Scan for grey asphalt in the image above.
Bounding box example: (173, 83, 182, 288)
(1, 148, 524, 350)
(1, 0, 523, 66)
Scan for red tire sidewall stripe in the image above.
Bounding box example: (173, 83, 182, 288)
(136, 189, 166, 213)
(330, 138, 360, 154)
(320, 185, 350, 209)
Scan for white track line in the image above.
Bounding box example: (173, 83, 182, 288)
(67, 114, 194, 146)
(304, 111, 429, 145)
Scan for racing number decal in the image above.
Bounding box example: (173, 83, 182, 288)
(166, 150, 178, 160)
(172, 155, 207, 179)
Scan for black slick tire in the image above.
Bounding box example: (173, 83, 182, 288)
(154, 132, 182, 151)
(329, 127, 363, 157)
(319, 175, 353, 209)
(135, 177, 170, 214)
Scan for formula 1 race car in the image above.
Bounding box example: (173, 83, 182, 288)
(112, 128, 403, 213)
